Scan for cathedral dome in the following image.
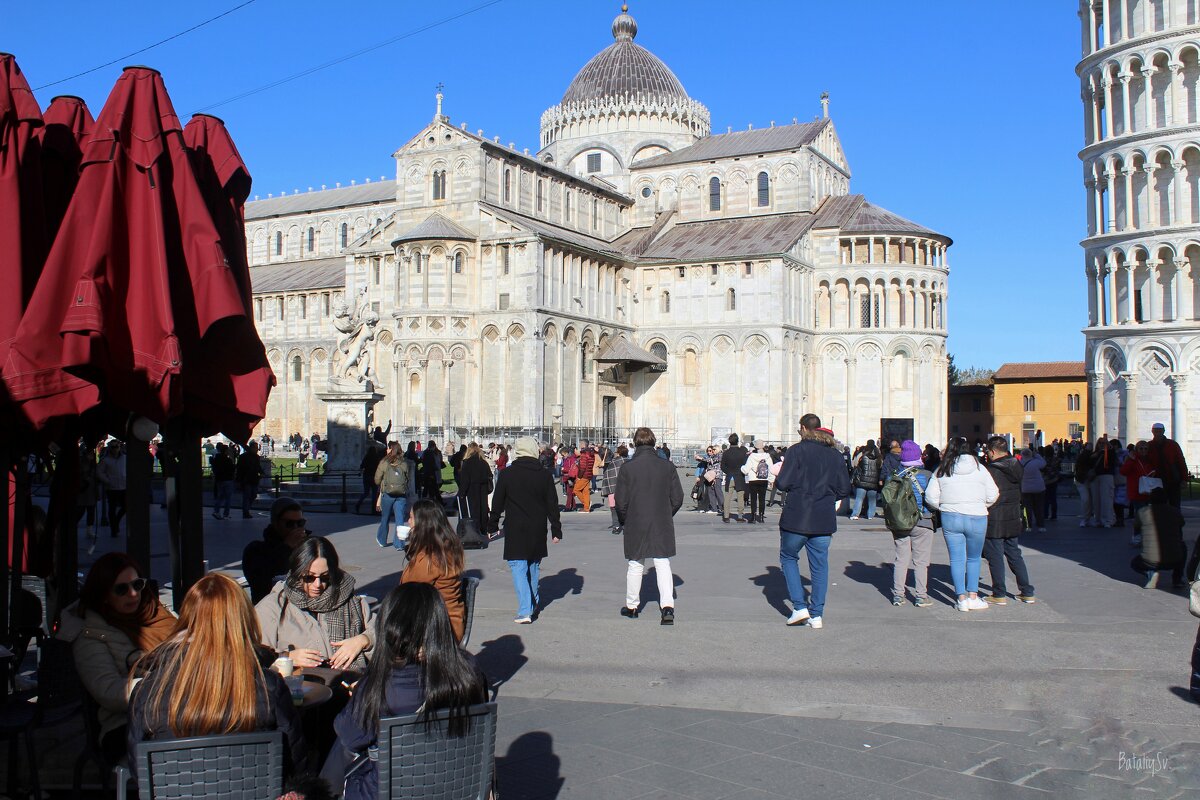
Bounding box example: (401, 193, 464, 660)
(560, 6, 690, 106)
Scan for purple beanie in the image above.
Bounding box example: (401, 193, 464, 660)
(899, 440, 923, 466)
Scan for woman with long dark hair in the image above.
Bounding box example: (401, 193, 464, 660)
(420, 440, 444, 499)
(327, 583, 488, 800)
(849, 441, 881, 520)
(56, 553, 177, 761)
(127, 573, 307, 772)
(925, 437, 999, 611)
(400, 500, 467, 640)
(256, 536, 374, 670)
(456, 442, 493, 530)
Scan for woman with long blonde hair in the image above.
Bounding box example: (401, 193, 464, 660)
(127, 573, 308, 772)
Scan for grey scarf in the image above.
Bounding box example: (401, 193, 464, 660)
(282, 572, 366, 669)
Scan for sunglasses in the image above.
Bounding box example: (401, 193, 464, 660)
(300, 573, 330, 585)
(112, 578, 147, 597)
(280, 518, 307, 530)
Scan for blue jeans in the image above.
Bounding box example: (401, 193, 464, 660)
(507, 559, 541, 618)
(851, 487, 877, 518)
(215, 480, 234, 517)
(376, 494, 408, 549)
(779, 531, 831, 617)
(940, 511, 988, 596)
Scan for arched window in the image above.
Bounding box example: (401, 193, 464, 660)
(536, 179, 544, 212)
(581, 343, 591, 378)
(1030, 395, 1036, 412)
(307, 227, 315, 252)
(661, 290, 670, 313)
(727, 288, 736, 311)
(502, 246, 510, 275)
(415, 254, 422, 274)
(503, 169, 512, 202)
(709, 176, 721, 211)
(275, 231, 282, 255)
(432, 170, 446, 201)
(454, 252, 464, 274)
(291, 356, 302, 382)
(564, 190, 572, 221)
(592, 198, 599, 230)
(340, 223, 348, 249)
(649, 342, 668, 372)
(683, 349, 698, 385)
(757, 171, 770, 207)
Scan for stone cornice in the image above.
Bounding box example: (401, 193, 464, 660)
(1078, 123, 1200, 160)
(1076, 28, 1200, 75)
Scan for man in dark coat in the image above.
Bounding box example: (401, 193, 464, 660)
(616, 427, 684, 624)
(774, 414, 851, 629)
(488, 437, 562, 624)
(720, 433, 749, 523)
(242, 497, 309, 604)
(983, 435, 1035, 604)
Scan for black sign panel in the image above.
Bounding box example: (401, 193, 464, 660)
(880, 418, 914, 447)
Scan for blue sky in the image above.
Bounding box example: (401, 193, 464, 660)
(6, 0, 1085, 370)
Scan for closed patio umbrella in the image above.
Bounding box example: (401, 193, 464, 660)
(38, 94, 94, 241)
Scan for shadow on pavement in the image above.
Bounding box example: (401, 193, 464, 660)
(538, 567, 583, 612)
(1168, 686, 1199, 705)
(636, 570, 683, 610)
(497, 731, 563, 799)
(843, 559, 894, 600)
(749, 566, 792, 618)
(476, 634, 528, 696)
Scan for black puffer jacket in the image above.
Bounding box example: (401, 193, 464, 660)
(985, 455, 1024, 539)
(488, 457, 562, 561)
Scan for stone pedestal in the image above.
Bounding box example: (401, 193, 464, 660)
(318, 390, 384, 472)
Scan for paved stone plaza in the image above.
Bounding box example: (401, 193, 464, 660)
(16, 483, 1200, 798)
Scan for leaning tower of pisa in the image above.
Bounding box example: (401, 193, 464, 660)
(1078, 0, 1200, 464)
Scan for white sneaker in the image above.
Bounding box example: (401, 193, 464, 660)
(1037, 527, 1046, 532)
(956, 598, 970, 612)
(807, 616, 823, 629)
(514, 616, 532, 624)
(967, 597, 988, 611)
(786, 608, 811, 626)
(849, 516, 860, 521)
(1078, 519, 1088, 527)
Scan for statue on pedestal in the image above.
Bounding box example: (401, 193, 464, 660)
(332, 286, 380, 390)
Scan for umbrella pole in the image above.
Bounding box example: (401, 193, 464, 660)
(51, 440, 80, 621)
(8, 455, 28, 646)
(125, 429, 152, 579)
(1, 446, 9, 646)
(164, 420, 204, 609)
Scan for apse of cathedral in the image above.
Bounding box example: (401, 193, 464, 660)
(244, 5, 951, 447)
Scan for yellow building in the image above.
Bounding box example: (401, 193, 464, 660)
(992, 362, 1086, 446)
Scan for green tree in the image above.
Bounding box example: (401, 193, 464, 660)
(947, 353, 959, 385)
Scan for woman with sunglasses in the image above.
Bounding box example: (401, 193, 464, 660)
(242, 497, 311, 604)
(400, 500, 466, 640)
(256, 536, 374, 671)
(57, 553, 177, 762)
(128, 573, 308, 773)
(324, 583, 488, 800)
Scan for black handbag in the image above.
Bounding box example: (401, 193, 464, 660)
(456, 495, 488, 550)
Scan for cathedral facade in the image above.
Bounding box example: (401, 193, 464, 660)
(1078, 0, 1200, 466)
(245, 7, 951, 448)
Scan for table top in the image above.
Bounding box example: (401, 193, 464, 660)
(298, 682, 332, 710)
(296, 666, 342, 686)
(0, 645, 12, 660)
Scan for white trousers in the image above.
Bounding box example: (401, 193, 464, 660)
(626, 558, 674, 609)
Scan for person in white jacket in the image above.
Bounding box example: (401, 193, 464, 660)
(742, 443, 773, 524)
(924, 437, 1000, 612)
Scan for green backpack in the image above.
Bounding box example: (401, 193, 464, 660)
(881, 468, 923, 533)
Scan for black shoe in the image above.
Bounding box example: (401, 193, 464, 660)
(660, 608, 674, 626)
(722, 517, 730, 524)
(746, 516, 756, 524)
(620, 606, 639, 619)
(242, 512, 252, 519)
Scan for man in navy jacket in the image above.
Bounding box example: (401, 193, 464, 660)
(774, 413, 851, 629)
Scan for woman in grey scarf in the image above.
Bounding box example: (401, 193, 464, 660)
(256, 536, 375, 671)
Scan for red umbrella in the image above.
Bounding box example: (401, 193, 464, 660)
(181, 113, 274, 442)
(38, 94, 94, 242)
(3, 66, 247, 430)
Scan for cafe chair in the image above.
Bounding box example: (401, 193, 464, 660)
(377, 701, 497, 800)
(460, 576, 480, 648)
(0, 637, 83, 799)
(116, 730, 285, 799)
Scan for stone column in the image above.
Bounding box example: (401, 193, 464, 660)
(1122, 372, 1139, 442)
(419, 360, 429, 432)
(844, 357, 857, 446)
(1091, 86, 1102, 142)
(1142, 68, 1155, 129)
(1123, 167, 1135, 229)
(1105, 170, 1118, 230)
(1171, 63, 1184, 126)
(442, 359, 453, 430)
(881, 356, 893, 418)
(1090, 375, 1107, 440)
(1124, 259, 1135, 322)
(1102, 78, 1114, 139)
(1100, 0, 1110, 47)
(1108, 261, 1119, 326)
(1170, 373, 1189, 441)
(1172, 160, 1185, 226)
(1147, 262, 1158, 322)
(1120, 74, 1132, 133)
(1086, 179, 1097, 236)
(1143, 165, 1157, 225)
(1174, 259, 1187, 320)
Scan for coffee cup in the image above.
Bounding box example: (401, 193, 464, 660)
(272, 656, 294, 677)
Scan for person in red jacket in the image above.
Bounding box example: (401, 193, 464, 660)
(1120, 441, 1155, 545)
(576, 440, 597, 513)
(1146, 423, 1189, 509)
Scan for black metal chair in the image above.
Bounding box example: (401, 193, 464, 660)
(73, 691, 119, 798)
(0, 637, 84, 798)
(115, 730, 285, 799)
(460, 576, 480, 648)
(376, 702, 497, 800)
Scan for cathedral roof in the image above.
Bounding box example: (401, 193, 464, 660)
(560, 7, 691, 107)
(630, 120, 828, 169)
(245, 180, 396, 220)
(616, 213, 818, 261)
(482, 204, 626, 259)
(249, 256, 345, 293)
(391, 212, 475, 245)
(842, 199, 943, 238)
